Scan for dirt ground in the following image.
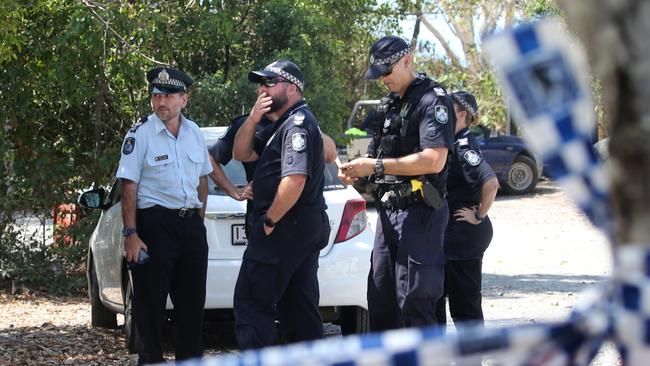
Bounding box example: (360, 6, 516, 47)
(0, 180, 620, 365)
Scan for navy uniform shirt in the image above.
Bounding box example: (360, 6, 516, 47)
(252, 101, 326, 214)
(446, 127, 496, 210)
(368, 75, 455, 190)
(208, 115, 271, 182)
(116, 113, 213, 209)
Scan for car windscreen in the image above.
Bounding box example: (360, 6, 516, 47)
(208, 161, 345, 195)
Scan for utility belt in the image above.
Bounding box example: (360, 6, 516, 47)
(372, 175, 446, 211)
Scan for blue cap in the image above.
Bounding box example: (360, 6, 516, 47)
(452, 91, 479, 120)
(364, 36, 411, 80)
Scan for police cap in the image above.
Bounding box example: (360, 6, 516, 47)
(452, 91, 479, 120)
(248, 59, 305, 92)
(146, 67, 193, 94)
(364, 36, 411, 80)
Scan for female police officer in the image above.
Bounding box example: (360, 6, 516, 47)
(435, 91, 499, 328)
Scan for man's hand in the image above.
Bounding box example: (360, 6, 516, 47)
(250, 92, 273, 122)
(240, 182, 253, 200)
(339, 158, 375, 179)
(124, 234, 148, 263)
(263, 223, 274, 236)
(454, 207, 482, 225)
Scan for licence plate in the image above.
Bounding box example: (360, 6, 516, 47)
(232, 224, 247, 245)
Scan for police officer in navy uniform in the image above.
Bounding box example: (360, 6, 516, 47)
(435, 91, 499, 328)
(231, 60, 331, 348)
(116, 67, 213, 364)
(339, 36, 455, 330)
(208, 114, 271, 236)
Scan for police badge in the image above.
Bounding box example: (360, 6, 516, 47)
(435, 105, 448, 123)
(291, 133, 306, 152)
(463, 150, 481, 166)
(123, 137, 136, 155)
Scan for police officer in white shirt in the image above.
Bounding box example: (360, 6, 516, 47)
(116, 67, 212, 365)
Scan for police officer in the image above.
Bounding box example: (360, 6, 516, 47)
(435, 91, 499, 328)
(116, 67, 212, 364)
(231, 60, 331, 348)
(339, 36, 455, 330)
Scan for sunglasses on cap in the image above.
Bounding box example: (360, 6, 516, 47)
(259, 78, 292, 87)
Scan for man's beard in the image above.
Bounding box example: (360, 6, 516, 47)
(268, 93, 288, 113)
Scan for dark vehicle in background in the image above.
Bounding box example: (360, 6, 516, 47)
(342, 100, 542, 197)
(470, 124, 542, 195)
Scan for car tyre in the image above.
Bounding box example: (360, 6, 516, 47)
(124, 273, 142, 354)
(87, 253, 117, 329)
(339, 306, 369, 335)
(503, 155, 538, 195)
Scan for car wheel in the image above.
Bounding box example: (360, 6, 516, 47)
(339, 306, 369, 335)
(503, 155, 538, 195)
(124, 273, 142, 354)
(87, 253, 117, 329)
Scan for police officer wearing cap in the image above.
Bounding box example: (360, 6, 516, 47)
(231, 59, 330, 348)
(435, 91, 499, 328)
(339, 36, 455, 331)
(116, 67, 212, 364)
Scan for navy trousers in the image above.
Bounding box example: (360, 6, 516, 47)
(367, 202, 448, 331)
(233, 207, 330, 349)
(133, 207, 208, 364)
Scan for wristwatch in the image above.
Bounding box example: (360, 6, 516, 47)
(374, 159, 385, 176)
(263, 214, 276, 228)
(474, 210, 485, 223)
(122, 227, 137, 237)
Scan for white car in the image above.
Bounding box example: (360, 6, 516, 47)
(79, 127, 373, 352)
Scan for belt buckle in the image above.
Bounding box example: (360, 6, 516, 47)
(178, 208, 191, 218)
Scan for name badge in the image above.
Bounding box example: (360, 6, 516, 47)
(154, 154, 168, 161)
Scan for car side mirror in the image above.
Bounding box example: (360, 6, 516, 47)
(78, 188, 107, 209)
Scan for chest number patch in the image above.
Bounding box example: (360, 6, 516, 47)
(435, 105, 448, 124)
(463, 150, 482, 166)
(291, 133, 307, 152)
(123, 137, 135, 155)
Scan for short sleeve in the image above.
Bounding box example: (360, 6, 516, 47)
(281, 124, 310, 178)
(116, 130, 146, 183)
(418, 93, 454, 150)
(459, 144, 496, 188)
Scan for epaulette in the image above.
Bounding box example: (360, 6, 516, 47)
(129, 116, 148, 133)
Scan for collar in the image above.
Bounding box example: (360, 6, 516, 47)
(276, 100, 308, 127)
(152, 113, 188, 137)
(400, 73, 428, 100)
(455, 127, 470, 139)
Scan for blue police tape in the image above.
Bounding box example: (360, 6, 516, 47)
(484, 18, 612, 236)
(153, 245, 650, 365)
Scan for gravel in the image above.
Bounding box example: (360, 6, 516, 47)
(1, 180, 620, 365)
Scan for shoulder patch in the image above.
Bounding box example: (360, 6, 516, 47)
(291, 133, 307, 152)
(293, 113, 305, 126)
(434, 87, 446, 96)
(129, 116, 148, 133)
(463, 150, 482, 166)
(435, 105, 449, 124)
(122, 137, 136, 155)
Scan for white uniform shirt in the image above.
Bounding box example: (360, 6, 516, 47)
(116, 113, 213, 209)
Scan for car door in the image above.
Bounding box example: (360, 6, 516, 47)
(92, 180, 126, 308)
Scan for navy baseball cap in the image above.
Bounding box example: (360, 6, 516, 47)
(248, 59, 305, 92)
(364, 36, 411, 80)
(452, 91, 479, 120)
(146, 67, 193, 94)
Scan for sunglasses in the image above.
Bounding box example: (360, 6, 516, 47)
(381, 58, 402, 77)
(260, 78, 292, 87)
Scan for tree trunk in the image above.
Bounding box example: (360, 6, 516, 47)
(558, 0, 650, 245)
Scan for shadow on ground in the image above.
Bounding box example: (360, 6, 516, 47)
(482, 272, 608, 300)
